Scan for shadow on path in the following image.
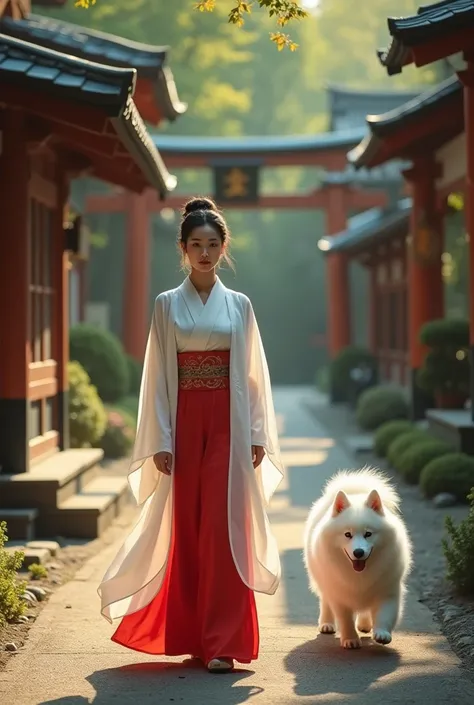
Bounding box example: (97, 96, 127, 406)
(38, 658, 261, 705)
(284, 635, 471, 703)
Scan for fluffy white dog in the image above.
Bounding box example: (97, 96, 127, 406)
(303, 467, 412, 649)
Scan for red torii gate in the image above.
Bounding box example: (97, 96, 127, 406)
(85, 132, 389, 359)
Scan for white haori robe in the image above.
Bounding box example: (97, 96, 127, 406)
(98, 277, 284, 623)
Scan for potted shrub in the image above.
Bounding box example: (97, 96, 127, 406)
(416, 318, 470, 409)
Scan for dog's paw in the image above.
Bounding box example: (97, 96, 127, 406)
(373, 629, 392, 645)
(341, 636, 361, 650)
(356, 616, 372, 633)
(319, 622, 336, 634)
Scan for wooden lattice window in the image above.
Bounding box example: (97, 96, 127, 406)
(28, 184, 59, 459)
(30, 199, 54, 364)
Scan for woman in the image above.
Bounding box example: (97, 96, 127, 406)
(98, 197, 284, 673)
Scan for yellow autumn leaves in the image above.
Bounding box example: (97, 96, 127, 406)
(74, 0, 306, 50)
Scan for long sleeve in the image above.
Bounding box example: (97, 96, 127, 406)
(245, 298, 271, 447)
(136, 298, 172, 455)
(128, 296, 172, 505)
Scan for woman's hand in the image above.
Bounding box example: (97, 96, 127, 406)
(153, 451, 173, 476)
(252, 445, 266, 469)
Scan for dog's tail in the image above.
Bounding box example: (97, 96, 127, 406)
(322, 466, 402, 513)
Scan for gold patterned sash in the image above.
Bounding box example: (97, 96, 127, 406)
(177, 352, 230, 391)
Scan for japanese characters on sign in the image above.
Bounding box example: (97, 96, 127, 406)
(213, 164, 259, 204)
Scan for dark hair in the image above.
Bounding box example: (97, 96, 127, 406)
(178, 197, 234, 271)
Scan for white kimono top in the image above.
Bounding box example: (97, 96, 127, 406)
(98, 276, 284, 623)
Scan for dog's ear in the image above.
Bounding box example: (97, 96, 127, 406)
(366, 489, 384, 515)
(332, 490, 351, 516)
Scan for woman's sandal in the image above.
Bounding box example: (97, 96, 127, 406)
(207, 658, 234, 673)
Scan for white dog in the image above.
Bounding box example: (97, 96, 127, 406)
(303, 467, 412, 649)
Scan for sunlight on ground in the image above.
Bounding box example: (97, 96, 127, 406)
(279, 437, 334, 449)
(280, 449, 330, 467)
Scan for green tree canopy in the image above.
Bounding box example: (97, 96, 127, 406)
(75, 0, 308, 50)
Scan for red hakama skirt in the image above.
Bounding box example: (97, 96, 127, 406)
(111, 350, 259, 664)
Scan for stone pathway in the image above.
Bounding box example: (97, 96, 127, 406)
(1, 386, 473, 704)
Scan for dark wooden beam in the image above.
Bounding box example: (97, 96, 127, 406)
(1, 84, 109, 135)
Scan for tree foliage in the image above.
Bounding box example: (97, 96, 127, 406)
(74, 0, 307, 50)
(57, 0, 448, 383)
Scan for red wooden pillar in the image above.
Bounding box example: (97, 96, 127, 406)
(0, 109, 30, 473)
(55, 172, 70, 451)
(122, 190, 150, 360)
(325, 185, 350, 356)
(368, 262, 377, 355)
(459, 61, 474, 421)
(403, 157, 444, 419)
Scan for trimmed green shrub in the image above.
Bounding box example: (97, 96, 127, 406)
(443, 488, 474, 595)
(397, 440, 453, 485)
(126, 355, 143, 396)
(97, 410, 134, 459)
(68, 361, 107, 448)
(419, 318, 469, 348)
(329, 346, 377, 402)
(374, 420, 413, 458)
(356, 385, 408, 431)
(0, 522, 27, 627)
(387, 429, 429, 469)
(417, 318, 470, 400)
(112, 396, 139, 424)
(70, 324, 129, 403)
(420, 453, 474, 502)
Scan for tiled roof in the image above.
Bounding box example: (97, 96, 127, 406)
(0, 14, 187, 120)
(379, 0, 474, 75)
(388, 0, 474, 44)
(366, 75, 460, 137)
(152, 128, 367, 155)
(321, 161, 409, 186)
(0, 32, 134, 110)
(0, 32, 176, 195)
(326, 84, 419, 100)
(326, 83, 422, 132)
(348, 76, 462, 168)
(318, 199, 411, 254)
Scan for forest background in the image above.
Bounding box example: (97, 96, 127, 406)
(45, 0, 448, 384)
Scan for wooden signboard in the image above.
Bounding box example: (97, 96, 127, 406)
(213, 164, 259, 205)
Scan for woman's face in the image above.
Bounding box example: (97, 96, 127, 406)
(184, 224, 224, 273)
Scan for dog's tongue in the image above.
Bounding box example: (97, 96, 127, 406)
(353, 559, 366, 572)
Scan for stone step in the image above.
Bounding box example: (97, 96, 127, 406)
(37, 475, 131, 539)
(0, 508, 38, 542)
(427, 408, 474, 454)
(0, 448, 104, 509)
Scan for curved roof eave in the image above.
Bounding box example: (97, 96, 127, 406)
(347, 75, 461, 169)
(152, 128, 367, 155)
(318, 198, 412, 254)
(155, 65, 188, 122)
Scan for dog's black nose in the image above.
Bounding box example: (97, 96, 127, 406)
(353, 549, 365, 559)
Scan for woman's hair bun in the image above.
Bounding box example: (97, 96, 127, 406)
(183, 197, 218, 216)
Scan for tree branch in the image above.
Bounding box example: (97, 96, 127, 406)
(74, 1, 308, 50)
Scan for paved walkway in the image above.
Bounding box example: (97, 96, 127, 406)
(2, 387, 474, 704)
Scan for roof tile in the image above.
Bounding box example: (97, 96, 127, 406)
(0, 14, 186, 121)
(0, 32, 175, 196)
